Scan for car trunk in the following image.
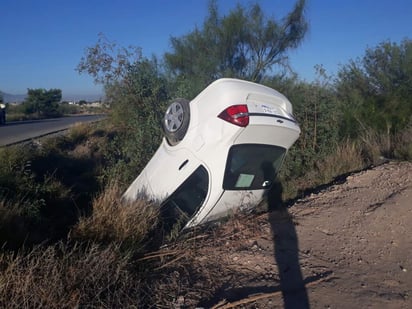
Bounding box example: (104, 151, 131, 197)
(193, 111, 299, 225)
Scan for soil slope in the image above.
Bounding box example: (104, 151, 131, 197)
(193, 161, 412, 308)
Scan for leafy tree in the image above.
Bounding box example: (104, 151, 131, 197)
(165, 0, 308, 94)
(77, 36, 168, 128)
(77, 35, 170, 182)
(336, 39, 412, 140)
(76, 1, 308, 181)
(24, 88, 62, 117)
(77, 33, 143, 87)
(77, 34, 168, 113)
(267, 66, 339, 178)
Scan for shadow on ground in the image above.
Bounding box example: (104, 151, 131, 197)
(198, 178, 311, 308)
(267, 179, 310, 308)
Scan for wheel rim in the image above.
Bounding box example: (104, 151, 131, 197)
(164, 102, 184, 132)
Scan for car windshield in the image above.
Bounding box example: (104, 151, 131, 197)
(161, 165, 209, 229)
(223, 144, 286, 190)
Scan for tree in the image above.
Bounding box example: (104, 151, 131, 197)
(164, 0, 308, 92)
(76, 0, 308, 181)
(336, 39, 412, 138)
(24, 88, 62, 117)
(77, 37, 168, 124)
(77, 35, 170, 181)
(267, 66, 339, 178)
(76, 33, 168, 111)
(77, 33, 143, 87)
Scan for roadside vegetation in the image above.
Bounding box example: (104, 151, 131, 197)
(0, 0, 411, 307)
(2, 88, 106, 122)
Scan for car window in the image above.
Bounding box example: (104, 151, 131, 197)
(161, 165, 209, 229)
(223, 144, 286, 190)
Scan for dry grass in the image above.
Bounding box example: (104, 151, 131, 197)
(0, 242, 143, 308)
(0, 199, 22, 225)
(315, 139, 365, 184)
(358, 129, 391, 164)
(281, 126, 412, 201)
(0, 200, 228, 308)
(282, 140, 366, 200)
(393, 125, 412, 160)
(0, 199, 26, 248)
(358, 125, 412, 163)
(1, 119, 410, 307)
(67, 122, 93, 142)
(143, 210, 276, 308)
(71, 180, 159, 250)
(0, 182, 176, 308)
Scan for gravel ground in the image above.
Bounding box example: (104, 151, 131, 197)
(189, 161, 412, 308)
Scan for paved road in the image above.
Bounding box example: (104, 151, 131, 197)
(0, 114, 105, 146)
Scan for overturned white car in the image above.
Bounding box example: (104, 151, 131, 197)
(123, 78, 300, 229)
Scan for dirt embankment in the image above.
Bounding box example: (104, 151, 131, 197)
(193, 161, 411, 308)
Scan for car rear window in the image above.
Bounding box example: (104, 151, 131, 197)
(161, 165, 209, 229)
(223, 144, 286, 190)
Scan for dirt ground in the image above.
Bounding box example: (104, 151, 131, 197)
(190, 161, 411, 308)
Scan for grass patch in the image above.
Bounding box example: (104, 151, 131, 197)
(0, 123, 114, 249)
(71, 181, 159, 251)
(393, 125, 412, 161)
(281, 139, 367, 200)
(0, 242, 143, 308)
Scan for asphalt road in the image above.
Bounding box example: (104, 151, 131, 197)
(0, 114, 105, 146)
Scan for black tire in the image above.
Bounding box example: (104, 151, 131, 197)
(0, 111, 5, 125)
(162, 98, 190, 146)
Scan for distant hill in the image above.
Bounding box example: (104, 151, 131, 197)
(62, 94, 104, 102)
(0, 91, 103, 103)
(0, 91, 26, 103)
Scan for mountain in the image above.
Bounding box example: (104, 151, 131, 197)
(62, 94, 104, 102)
(0, 91, 103, 103)
(0, 91, 26, 103)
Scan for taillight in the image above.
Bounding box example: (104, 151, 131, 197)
(218, 105, 249, 127)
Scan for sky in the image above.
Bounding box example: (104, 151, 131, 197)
(1, 0, 411, 98)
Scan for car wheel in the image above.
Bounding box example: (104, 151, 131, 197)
(163, 98, 190, 146)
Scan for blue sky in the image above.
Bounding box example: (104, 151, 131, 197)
(1, 0, 411, 97)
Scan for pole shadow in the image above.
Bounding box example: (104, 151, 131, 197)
(266, 178, 310, 308)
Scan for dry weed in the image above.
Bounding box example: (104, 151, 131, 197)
(281, 140, 366, 200)
(72, 181, 159, 250)
(0, 199, 22, 226)
(67, 122, 93, 143)
(358, 129, 386, 163)
(316, 140, 365, 183)
(0, 199, 37, 250)
(0, 242, 142, 308)
(393, 125, 412, 160)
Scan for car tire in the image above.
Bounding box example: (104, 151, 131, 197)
(163, 98, 190, 146)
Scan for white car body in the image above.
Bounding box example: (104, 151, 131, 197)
(123, 78, 300, 228)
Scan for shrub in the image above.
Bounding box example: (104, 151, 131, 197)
(57, 102, 82, 115)
(0, 124, 110, 249)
